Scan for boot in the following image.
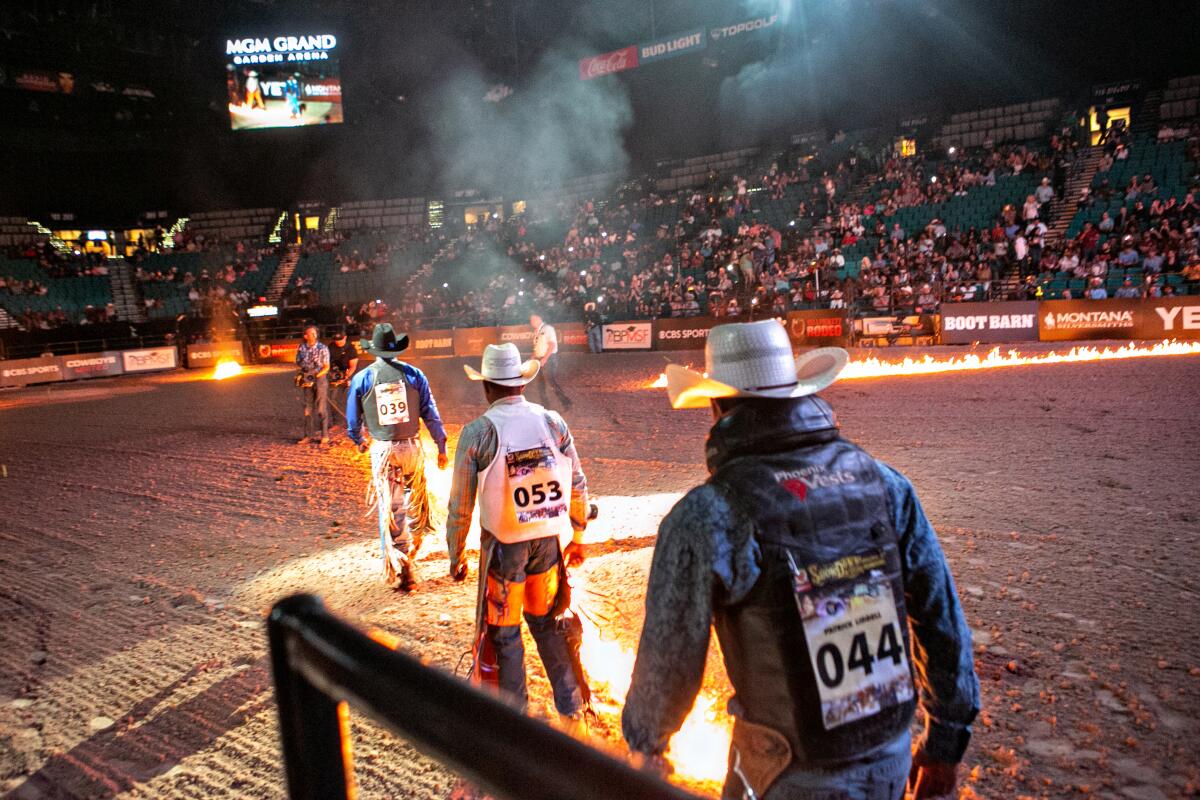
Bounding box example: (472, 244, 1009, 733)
(397, 548, 417, 592)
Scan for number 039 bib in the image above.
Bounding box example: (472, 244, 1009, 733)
(789, 550, 914, 730)
(375, 382, 410, 425)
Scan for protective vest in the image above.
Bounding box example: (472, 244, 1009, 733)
(477, 399, 573, 547)
(706, 398, 916, 767)
(362, 359, 421, 441)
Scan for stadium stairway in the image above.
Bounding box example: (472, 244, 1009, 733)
(0, 306, 17, 330)
(1132, 88, 1164, 140)
(267, 243, 302, 303)
(108, 260, 147, 322)
(1047, 146, 1103, 245)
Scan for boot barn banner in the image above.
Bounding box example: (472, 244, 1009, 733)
(940, 301, 1039, 344)
(787, 309, 851, 346)
(406, 329, 455, 357)
(186, 342, 247, 368)
(453, 327, 501, 357)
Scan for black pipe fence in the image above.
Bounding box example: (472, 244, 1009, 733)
(267, 594, 701, 800)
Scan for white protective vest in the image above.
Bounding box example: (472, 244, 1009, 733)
(478, 399, 574, 548)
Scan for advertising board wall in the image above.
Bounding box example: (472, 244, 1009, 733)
(1038, 299, 1140, 342)
(1136, 297, 1200, 340)
(255, 340, 300, 363)
(122, 347, 178, 373)
(654, 316, 721, 350)
(58, 351, 124, 381)
(940, 301, 1039, 344)
(601, 321, 653, 350)
(0, 356, 63, 387)
(453, 327, 500, 358)
(406, 329, 455, 357)
(787, 310, 851, 346)
(187, 342, 246, 368)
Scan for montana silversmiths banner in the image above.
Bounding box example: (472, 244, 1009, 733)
(453, 327, 501, 357)
(940, 301, 1039, 344)
(639, 28, 705, 64)
(1038, 299, 1140, 342)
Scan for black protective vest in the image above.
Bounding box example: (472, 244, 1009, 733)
(362, 359, 421, 441)
(706, 397, 917, 766)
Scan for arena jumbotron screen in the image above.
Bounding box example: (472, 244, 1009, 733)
(225, 34, 343, 130)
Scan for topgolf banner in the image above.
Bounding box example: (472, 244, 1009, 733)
(709, 14, 780, 43)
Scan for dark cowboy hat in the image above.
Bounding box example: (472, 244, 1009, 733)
(360, 323, 409, 358)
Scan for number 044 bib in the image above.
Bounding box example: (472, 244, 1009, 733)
(788, 550, 914, 730)
(375, 382, 410, 425)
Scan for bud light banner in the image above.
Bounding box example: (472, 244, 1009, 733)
(639, 29, 705, 64)
(579, 46, 638, 80)
(940, 301, 1039, 344)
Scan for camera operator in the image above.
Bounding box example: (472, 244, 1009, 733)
(295, 324, 330, 445)
(327, 327, 359, 432)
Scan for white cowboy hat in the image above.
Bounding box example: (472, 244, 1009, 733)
(666, 320, 848, 410)
(463, 342, 540, 387)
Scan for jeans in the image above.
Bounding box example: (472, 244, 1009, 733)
(532, 354, 571, 410)
(301, 376, 329, 439)
(587, 326, 603, 353)
(488, 536, 585, 716)
(368, 438, 430, 561)
(725, 733, 910, 800)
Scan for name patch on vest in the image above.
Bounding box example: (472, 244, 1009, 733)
(774, 466, 857, 500)
(788, 551, 914, 730)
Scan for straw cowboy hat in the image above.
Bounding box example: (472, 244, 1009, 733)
(666, 320, 848, 410)
(463, 342, 540, 387)
(361, 323, 409, 358)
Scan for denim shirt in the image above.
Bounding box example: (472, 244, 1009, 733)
(622, 456, 980, 766)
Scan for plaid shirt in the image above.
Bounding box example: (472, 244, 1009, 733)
(446, 396, 589, 570)
(295, 342, 330, 376)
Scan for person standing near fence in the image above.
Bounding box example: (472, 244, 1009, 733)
(583, 302, 604, 354)
(621, 320, 979, 800)
(347, 324, 448, 592)
(295, 325, 330, 445)
(446, 343, 591, 729)
(530, 313, 572, 410)
(326, 327, 359, 431)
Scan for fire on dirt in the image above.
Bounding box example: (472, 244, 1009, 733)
(646, 340, 1200, 388)
(212, 359, 244, 380)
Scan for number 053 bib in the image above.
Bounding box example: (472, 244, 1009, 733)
(477, 400, 574, 547)
(789, 549, 914, 730)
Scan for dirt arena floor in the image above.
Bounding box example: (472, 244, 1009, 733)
(1, 345, 1198, 799)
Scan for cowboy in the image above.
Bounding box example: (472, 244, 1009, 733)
(446, 343, 591, 726)
(347, 324, 448, 591)
(622, 320, 979, 800)
(295, 325, 330, 445)
(530, 313, 572, 410)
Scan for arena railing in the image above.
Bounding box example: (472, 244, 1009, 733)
(0, 333, 171, 361)
(267, 593, 701, 800)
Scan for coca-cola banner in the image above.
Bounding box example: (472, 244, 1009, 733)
(654, 316, 721, 351)
(579, 46, 638, 80)
(940, 301, 1038, 345)
(787, 310, 851, 346)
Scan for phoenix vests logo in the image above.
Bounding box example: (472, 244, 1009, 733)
(1043, 310, 1134, 330)
(774, 466, 857, 500)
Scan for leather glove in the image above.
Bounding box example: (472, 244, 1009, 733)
(907, 750, 958, 799)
